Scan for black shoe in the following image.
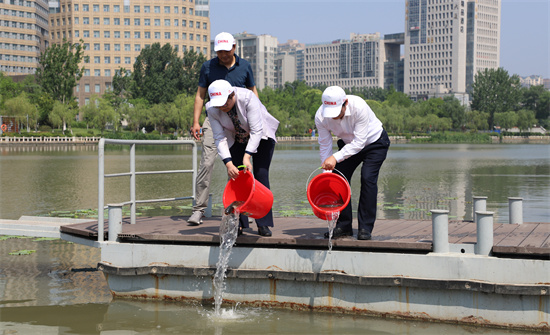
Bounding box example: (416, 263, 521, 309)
(324, 227, 353, 239)
(357, 229, 372, 240)
(258, 226, 272, 237)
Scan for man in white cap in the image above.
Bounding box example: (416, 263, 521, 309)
(315, 86, 390, 240)
(206, 79, 279, 237)
(188, 32, 258, 225)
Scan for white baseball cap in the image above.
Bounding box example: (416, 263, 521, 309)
(321, 86, 347, 118)
(214, 32, 235, 52)
(208, 80, 234, 107)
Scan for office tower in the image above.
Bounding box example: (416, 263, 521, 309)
(466, 0, 501, 93)
(305, 33, 386, 91)
(276, 39, 305, 87)
(234, 32, 277, 91)
(0, 0, 49, 76)
(48, 0, 210, 105)
(404, 0, 500, 100)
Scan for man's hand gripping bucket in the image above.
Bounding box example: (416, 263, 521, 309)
(306, 168, 351, 220)
(222, 166, 273, 219)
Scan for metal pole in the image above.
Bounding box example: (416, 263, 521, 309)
(130, 143, 136, 224)
(508, 197, 523, 225)
(475, 211, 494, 256)
(107, 204, 123, 242)
(473, 196, 487, 223)
(431, 209, 449, 253)
(98, 139, 105, 242)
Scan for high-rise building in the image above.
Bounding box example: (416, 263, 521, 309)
(276, 39, 305, 87)
(466, 0, 501, 93)
(404, 0, 500, 100)
(305, 33, 388, 90)
(48, 0, 210, 105)
(0, 0, 49, 75)
(234, 32, 277, 91)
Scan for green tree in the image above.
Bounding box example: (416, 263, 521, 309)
(471, 68, 521, 130)
(516, 109, 537, 132)
(132, 43, 185, 104)
(0, 72, 22, 108)
(522, 85, 550, 124)
(49, 100, 76, 131)
(494, 111, 518, 131)
(181, 50, 207, 95)
(172, 93, 195, 134)
(36, 39, 86, 105)
(124, 98, 149, 132)
(465, 110, 489, 131)
(441, 96, 466, 130)
(3, 93, 39, 131)
(81, 96, 117, 134)
(104, 67, 132, 111)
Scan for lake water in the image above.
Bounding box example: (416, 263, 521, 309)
(0, 142, 548, 334)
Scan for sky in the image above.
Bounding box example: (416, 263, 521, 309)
(210, 0, 550, 79)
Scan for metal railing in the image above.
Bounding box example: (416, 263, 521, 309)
(98, 138, 197, 242)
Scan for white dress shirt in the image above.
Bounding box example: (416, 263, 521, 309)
(206, 87, 279, 161)
(315, 95, 383, 163)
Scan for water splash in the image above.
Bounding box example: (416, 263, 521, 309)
(213, 207, 240, 316)
(326, 211, 340, 253)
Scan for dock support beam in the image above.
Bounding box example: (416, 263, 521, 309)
(431, 209, 449, 253)
(472, 196, 487, 223)
(508, 197, 523, 225)
(475, 211, 494, 256)
(108, 204, 123, 242)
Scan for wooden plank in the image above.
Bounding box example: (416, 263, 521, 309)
(58, 216, 549, 256)
(493, 223, 522, 246)
(448, 222, 477, 244)
(376, 220, 432, 242)
(372, 219, 420, 235)
(495, 223, 538, 247)
(518, 223, 550, 249)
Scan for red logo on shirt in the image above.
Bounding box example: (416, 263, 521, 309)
(323, 101, 337, 105)
(210, 92, 222, 97)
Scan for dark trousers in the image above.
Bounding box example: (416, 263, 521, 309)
(229, 138, 275, 228)
(335, 130, 390, 233)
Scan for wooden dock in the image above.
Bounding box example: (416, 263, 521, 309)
(60, 216, 550, 258)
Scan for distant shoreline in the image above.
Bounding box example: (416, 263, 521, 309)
(0, 135, 549, 146)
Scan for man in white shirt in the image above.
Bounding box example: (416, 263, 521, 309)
(315, 86, 390, 240)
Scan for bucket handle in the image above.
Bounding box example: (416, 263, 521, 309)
(237, 165, 256, 193)
(305, 167, 352, 195)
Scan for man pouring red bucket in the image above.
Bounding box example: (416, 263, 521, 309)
(217, 83, 389, 241)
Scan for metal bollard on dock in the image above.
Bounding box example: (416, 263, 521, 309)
(475, 211, 494, 256)
(431, 209, 449, 253)
(508, 197, 523, 225)
(472, 196, 487, 223)
(108, 204, 123, 242)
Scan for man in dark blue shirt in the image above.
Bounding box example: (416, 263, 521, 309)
(188, 32, 259, 228)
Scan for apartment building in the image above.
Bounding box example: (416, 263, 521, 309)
(276, 39, 305, 87)
(233, 32, 277, 91)
(0, 0, 49, 75)
(305, 33, 386, 91)
(48, 0, 210, 105)
(404, 0, 500, 100)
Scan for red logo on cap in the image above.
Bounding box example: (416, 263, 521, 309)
(324, 101, 337, 105)
(210, 92, 222, 97)
(217, 40, 229, 43)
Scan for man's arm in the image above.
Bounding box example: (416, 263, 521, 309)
(247, 86, 259, 98)
(191, 86, 207, 140)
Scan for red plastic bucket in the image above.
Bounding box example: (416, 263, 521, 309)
(307, 170, 351, 220)
(222, 169, 273, 219)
